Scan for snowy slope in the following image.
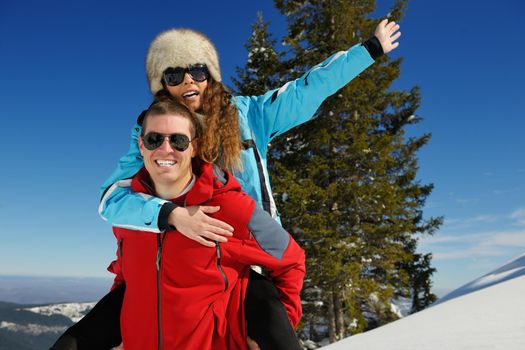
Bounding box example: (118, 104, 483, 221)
(0, 302, 95, 337)
(23, 302, 96, 323)
(321, 253, 525, 350)
(435, 253, 525, 305)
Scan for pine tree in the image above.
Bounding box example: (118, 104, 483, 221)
(233, 0, 443, 345)
(233, 12, 284, 96)
(408, 252, 438, 313)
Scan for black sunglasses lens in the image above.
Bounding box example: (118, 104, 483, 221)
(143, 133, 164, 150)
(188, 66, 210, 82)
(169, 134, 191, 151)
(164, 66, 209, 86)
(163, 68, 185, 86)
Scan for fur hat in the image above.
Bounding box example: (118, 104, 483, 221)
(146, 28, 221, 95)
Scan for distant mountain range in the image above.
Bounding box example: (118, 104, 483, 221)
(0, 300, 95, 350)
(0, 276, 112, 304)
(0, 276, 110, 349)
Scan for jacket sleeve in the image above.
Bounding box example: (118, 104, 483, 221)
(98, 123, 177, 232)
(235, 40, 378, 152)
(237, 206, 306, 328)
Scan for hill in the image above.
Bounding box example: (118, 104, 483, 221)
(321, 253, 525, 350)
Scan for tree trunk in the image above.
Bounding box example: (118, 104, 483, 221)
(327, 291, 337, 343)
(334, 290, 345, 340)
(308, 320, 318, 341)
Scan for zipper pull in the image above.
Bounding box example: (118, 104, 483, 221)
(215, 242, 221, 259)
(156, 233, 163, 271)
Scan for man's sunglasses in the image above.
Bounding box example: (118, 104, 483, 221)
(162, 65, 210, 86)
(141, 132, 195, 152)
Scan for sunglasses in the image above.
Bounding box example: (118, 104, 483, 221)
(162, 64, 210, 86)
(141, 132, 195, 152)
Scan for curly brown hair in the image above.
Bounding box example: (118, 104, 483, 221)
(199, 78, 242, 172)
(154, 78, 242, 172)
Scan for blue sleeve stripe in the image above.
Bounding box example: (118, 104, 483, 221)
(308, 50, 346, 76)
(273, 81, 293, 100)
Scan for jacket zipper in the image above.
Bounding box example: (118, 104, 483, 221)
(156, 232, 167, 350)
(215, 242, 229, 291)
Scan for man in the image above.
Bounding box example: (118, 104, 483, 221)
(107, 99, 305, 350)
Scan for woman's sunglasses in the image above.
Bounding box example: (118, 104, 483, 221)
(141, 132, 194, 152)
(162, 64, 210, 86)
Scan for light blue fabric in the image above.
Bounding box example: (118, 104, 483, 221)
(99, 43, 375, 232)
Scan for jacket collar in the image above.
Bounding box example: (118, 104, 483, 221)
(131, 160, 241, 206)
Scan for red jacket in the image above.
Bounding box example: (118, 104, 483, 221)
(107, 161, 305, 350)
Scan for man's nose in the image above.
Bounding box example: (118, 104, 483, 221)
(159, 137, 173, 151)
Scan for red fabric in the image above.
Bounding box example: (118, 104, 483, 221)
(108, 162, 305, 350)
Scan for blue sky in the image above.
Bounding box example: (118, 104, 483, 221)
(0, 0, 523, 297)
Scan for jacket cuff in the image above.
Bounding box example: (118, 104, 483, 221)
(362, 36, 384, 60)
(158, 202, 179, 232)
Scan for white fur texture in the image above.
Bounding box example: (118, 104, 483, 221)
(146, 28, 221, 94)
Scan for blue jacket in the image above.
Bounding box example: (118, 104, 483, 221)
(99, 41, 379, 232)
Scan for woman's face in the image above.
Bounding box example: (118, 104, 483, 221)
(166, 72, 208, 112)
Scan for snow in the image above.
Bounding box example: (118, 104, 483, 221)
(0, 321, 66, 335)
(23, 302, 96, 323)
(390, 296, 412, 318)
(435, 252, 525, 305)
(0, 302, 96, 337)
(470, 266, 523, 287)
(319, 253, 525, 349)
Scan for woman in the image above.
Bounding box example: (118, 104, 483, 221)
(53, 19, 400, 350)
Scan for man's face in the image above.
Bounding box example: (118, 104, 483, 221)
(138, 114, 197, 191)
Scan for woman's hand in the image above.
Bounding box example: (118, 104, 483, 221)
(168, 206, 234, 247)
(375, 19, 401, 54)
(247, 336, 261, 350)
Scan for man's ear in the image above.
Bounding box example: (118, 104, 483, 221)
(191, 138, 199, 158)
(138, 135, 145, 157)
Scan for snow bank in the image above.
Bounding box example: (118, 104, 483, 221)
(23, 302, 96, 323)
(0, 321, 66, 335)
(321, 253, 525, 350)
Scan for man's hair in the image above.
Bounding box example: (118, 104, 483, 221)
(142, 98, 203, 140)
(153, 77, 242, 172)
